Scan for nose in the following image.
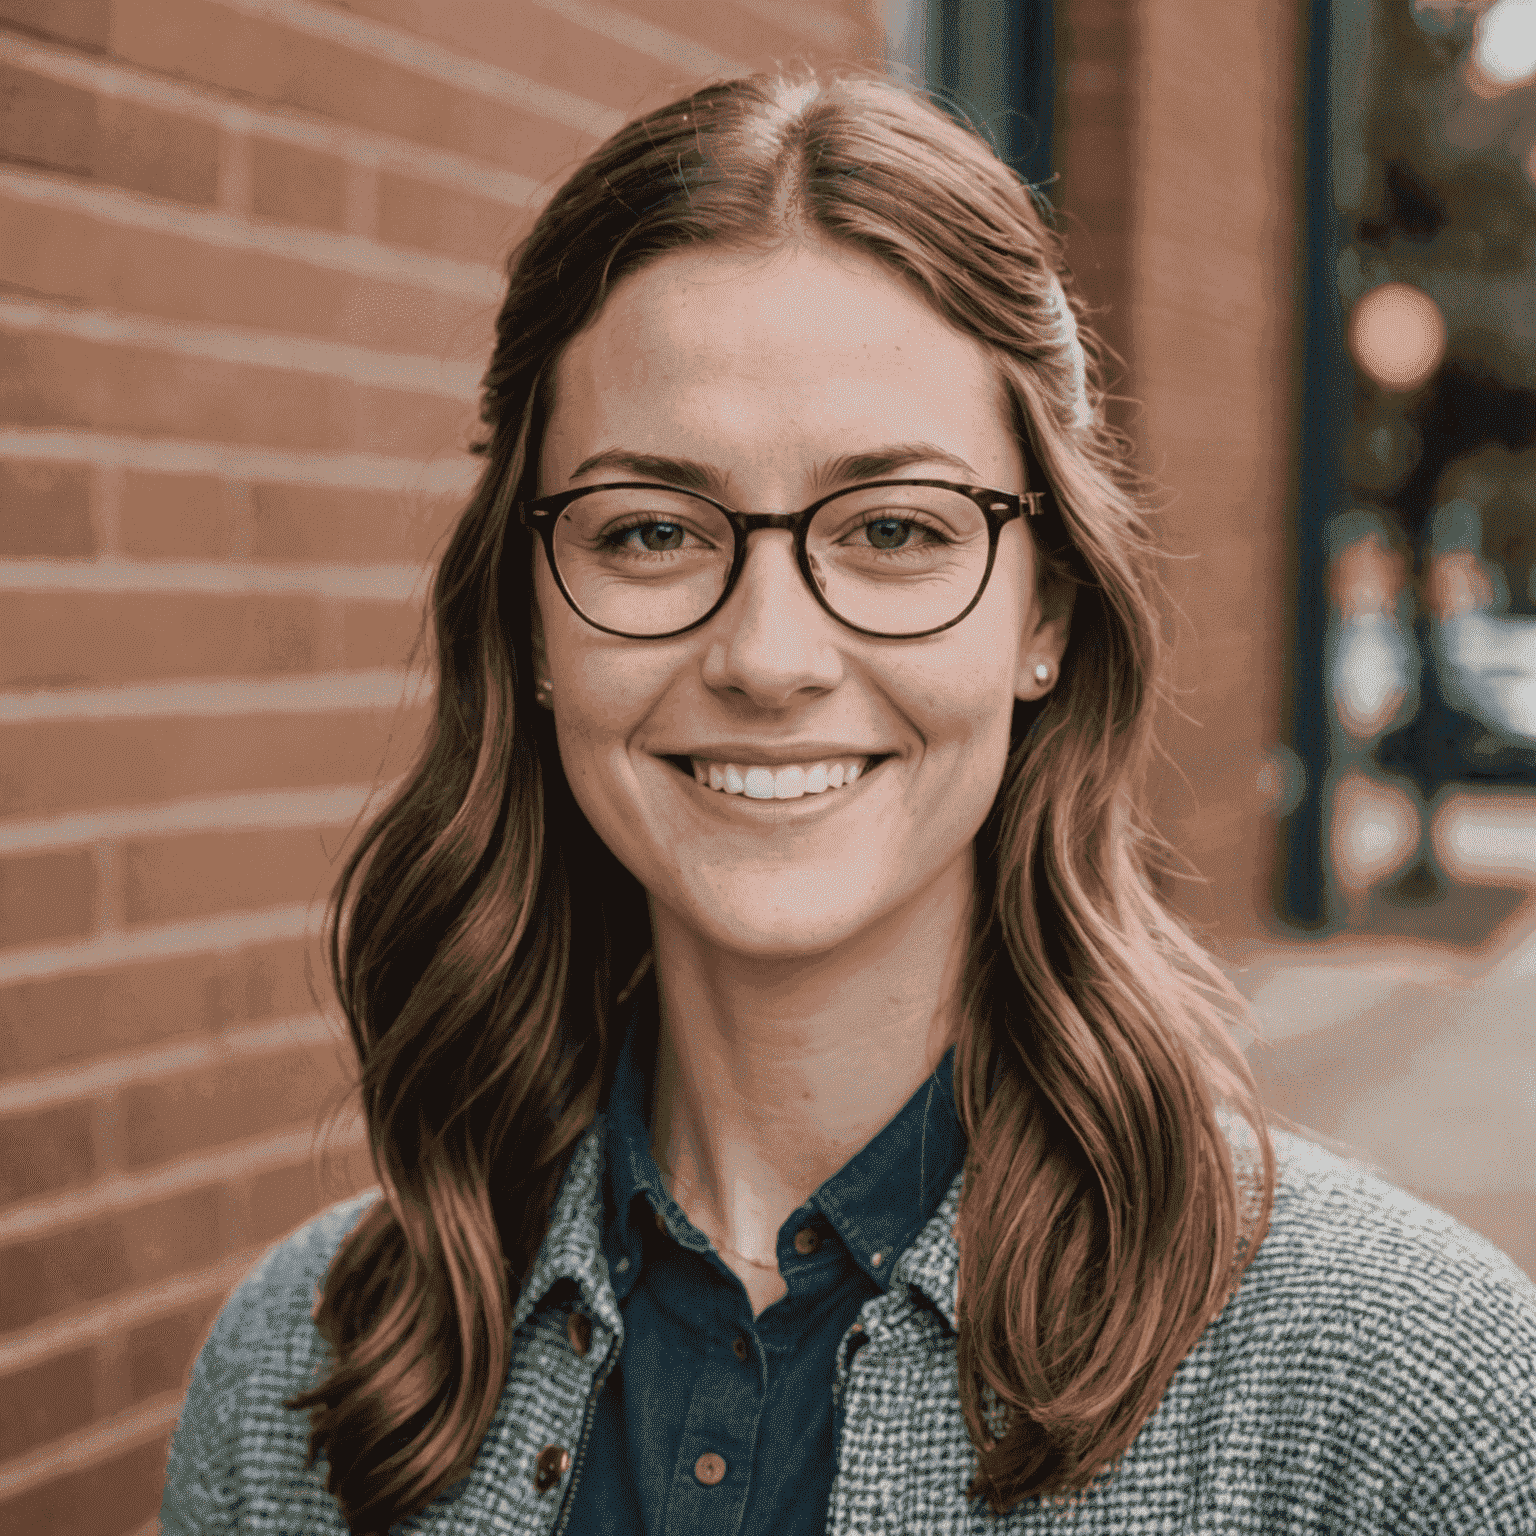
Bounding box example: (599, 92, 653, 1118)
(699, 529, 844, 706)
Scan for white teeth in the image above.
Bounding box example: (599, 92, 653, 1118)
(743, 767, 776, 799)
(774, 766, 805, 799)
(687, 756, 874, 799)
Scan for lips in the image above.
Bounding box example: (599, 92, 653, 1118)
(660, 753, 892, 801)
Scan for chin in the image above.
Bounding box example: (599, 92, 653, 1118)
(659, 870, 883, 961)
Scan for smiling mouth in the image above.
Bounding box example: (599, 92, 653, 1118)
(661, 754, 893, 801)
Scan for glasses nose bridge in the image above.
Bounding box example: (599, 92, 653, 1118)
(724, 508, 825, 613)
(734, 508, 807, 535)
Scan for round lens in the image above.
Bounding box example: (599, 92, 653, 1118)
(807, 485, 991, 634)
(552, 488, 734, 636)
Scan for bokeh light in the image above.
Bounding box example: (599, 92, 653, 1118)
(1473, 0, 1536, 88)
(1331, 768, 1422, 894)
(1348, 282, 1447, 391)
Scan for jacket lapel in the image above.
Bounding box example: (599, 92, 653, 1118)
(413, 1119, 620, 1535)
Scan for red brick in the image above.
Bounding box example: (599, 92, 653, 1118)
(118, 473, 464, 564)
(91, 96, 220, 206)
(0, 460, 93, 557)
(116, 1038, 354, 1170)
(625, 0, 879, 65)
(0, 60, 93, 175)
(0, 333, 475, 460)
(0, 188, 492, 359)
(251, 136, 349, 232)
(0, 699, 432, 819)
(0, 1099, 96, 1205)
(249, 481, 463, 564)
(0, 1185, 225, 1333)
(333, 0, 709, 113)
(0, 1432, 169, 1536)
(123, 823, 356, 927)
(121, 1292, 222, 1405)
(237, 1141, 374, 1251)
(0, 846, 98, 947)
(0, 1344, 96, 1462)
(0, 935, 320, 1074)
(0, 65, 218, 206)
(0, 1, 111, 51)
(342, 598, 424, 671)
(116, 471, 236, 559)
(111, 0, 600, 182)
(376, 170, 530, 265)
(0, 1212, 127, 1333)
(0, 590, 345, 688)
(1114, 1, 1296, 939)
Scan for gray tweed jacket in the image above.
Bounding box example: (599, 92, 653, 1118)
(161, 1121, 1536, 1534)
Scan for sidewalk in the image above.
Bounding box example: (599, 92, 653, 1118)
(1226, 892, 1536, 1281)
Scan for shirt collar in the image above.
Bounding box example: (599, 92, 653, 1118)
(520, 1043, 1268, 1345)
(600, 987, 670, 1303)
(512, 1116, 618, 1337)
(600, 977, 968, 1297)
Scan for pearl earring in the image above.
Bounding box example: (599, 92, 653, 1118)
(1033, 662, 1051, 684)
(535, 677, 553, 709)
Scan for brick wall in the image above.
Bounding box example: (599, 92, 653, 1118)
(0, 4, 881, 1532)
(1055, 0, 1301, 949)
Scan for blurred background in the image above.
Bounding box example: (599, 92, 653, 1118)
(0, 0, 1533, 1530)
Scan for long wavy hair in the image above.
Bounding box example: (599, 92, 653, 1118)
(288, 68, 1277, 1533)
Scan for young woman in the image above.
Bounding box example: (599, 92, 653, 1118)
(162, 71, 1536, 1536)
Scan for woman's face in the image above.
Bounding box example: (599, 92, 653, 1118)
(534, 241, 1070, 959)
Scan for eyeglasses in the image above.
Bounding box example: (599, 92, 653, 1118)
(518, 478, 1045, 640)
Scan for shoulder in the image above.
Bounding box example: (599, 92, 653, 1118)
(160, 1190, 381, 1535)
(1253, 1129, 1536, 1343)
(207, 1190, 381, 1381)
(1202, 1129, 1536, 1525)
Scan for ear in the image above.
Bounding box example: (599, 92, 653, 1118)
(1014, 569, 1076, 701)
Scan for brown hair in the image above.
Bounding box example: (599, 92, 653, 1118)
(288, 68, 1276, 1533)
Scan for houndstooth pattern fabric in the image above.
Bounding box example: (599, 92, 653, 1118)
(163, 1122, 1536, 1535)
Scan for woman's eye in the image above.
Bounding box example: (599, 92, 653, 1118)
(608, 520, 690, 552)
(633, 521, 686, 551)
(856, 517, 946, 550)
(865, 518, 915, 549)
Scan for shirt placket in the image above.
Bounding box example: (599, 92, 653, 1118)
(655, 1322, 767, 1534)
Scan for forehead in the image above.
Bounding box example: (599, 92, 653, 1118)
(541, 242, 1017, 485)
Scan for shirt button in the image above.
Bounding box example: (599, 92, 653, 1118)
(732, 1334, 748, 1361)
(533, 1444, 570, 1492)
(566, 1312, 592, 1356)
(793, 1227, 820, 1255)
(694, 1451, 727, 1486)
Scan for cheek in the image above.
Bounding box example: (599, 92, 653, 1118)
(545, 650, 669, 848)
(904, 663, 1018, 806)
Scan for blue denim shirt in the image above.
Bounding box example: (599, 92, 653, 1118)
(567, 983, 967, 1534)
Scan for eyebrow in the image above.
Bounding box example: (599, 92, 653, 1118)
(567, 442, 982, 498)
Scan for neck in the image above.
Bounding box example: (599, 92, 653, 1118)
(647, 853, 973, 1273)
